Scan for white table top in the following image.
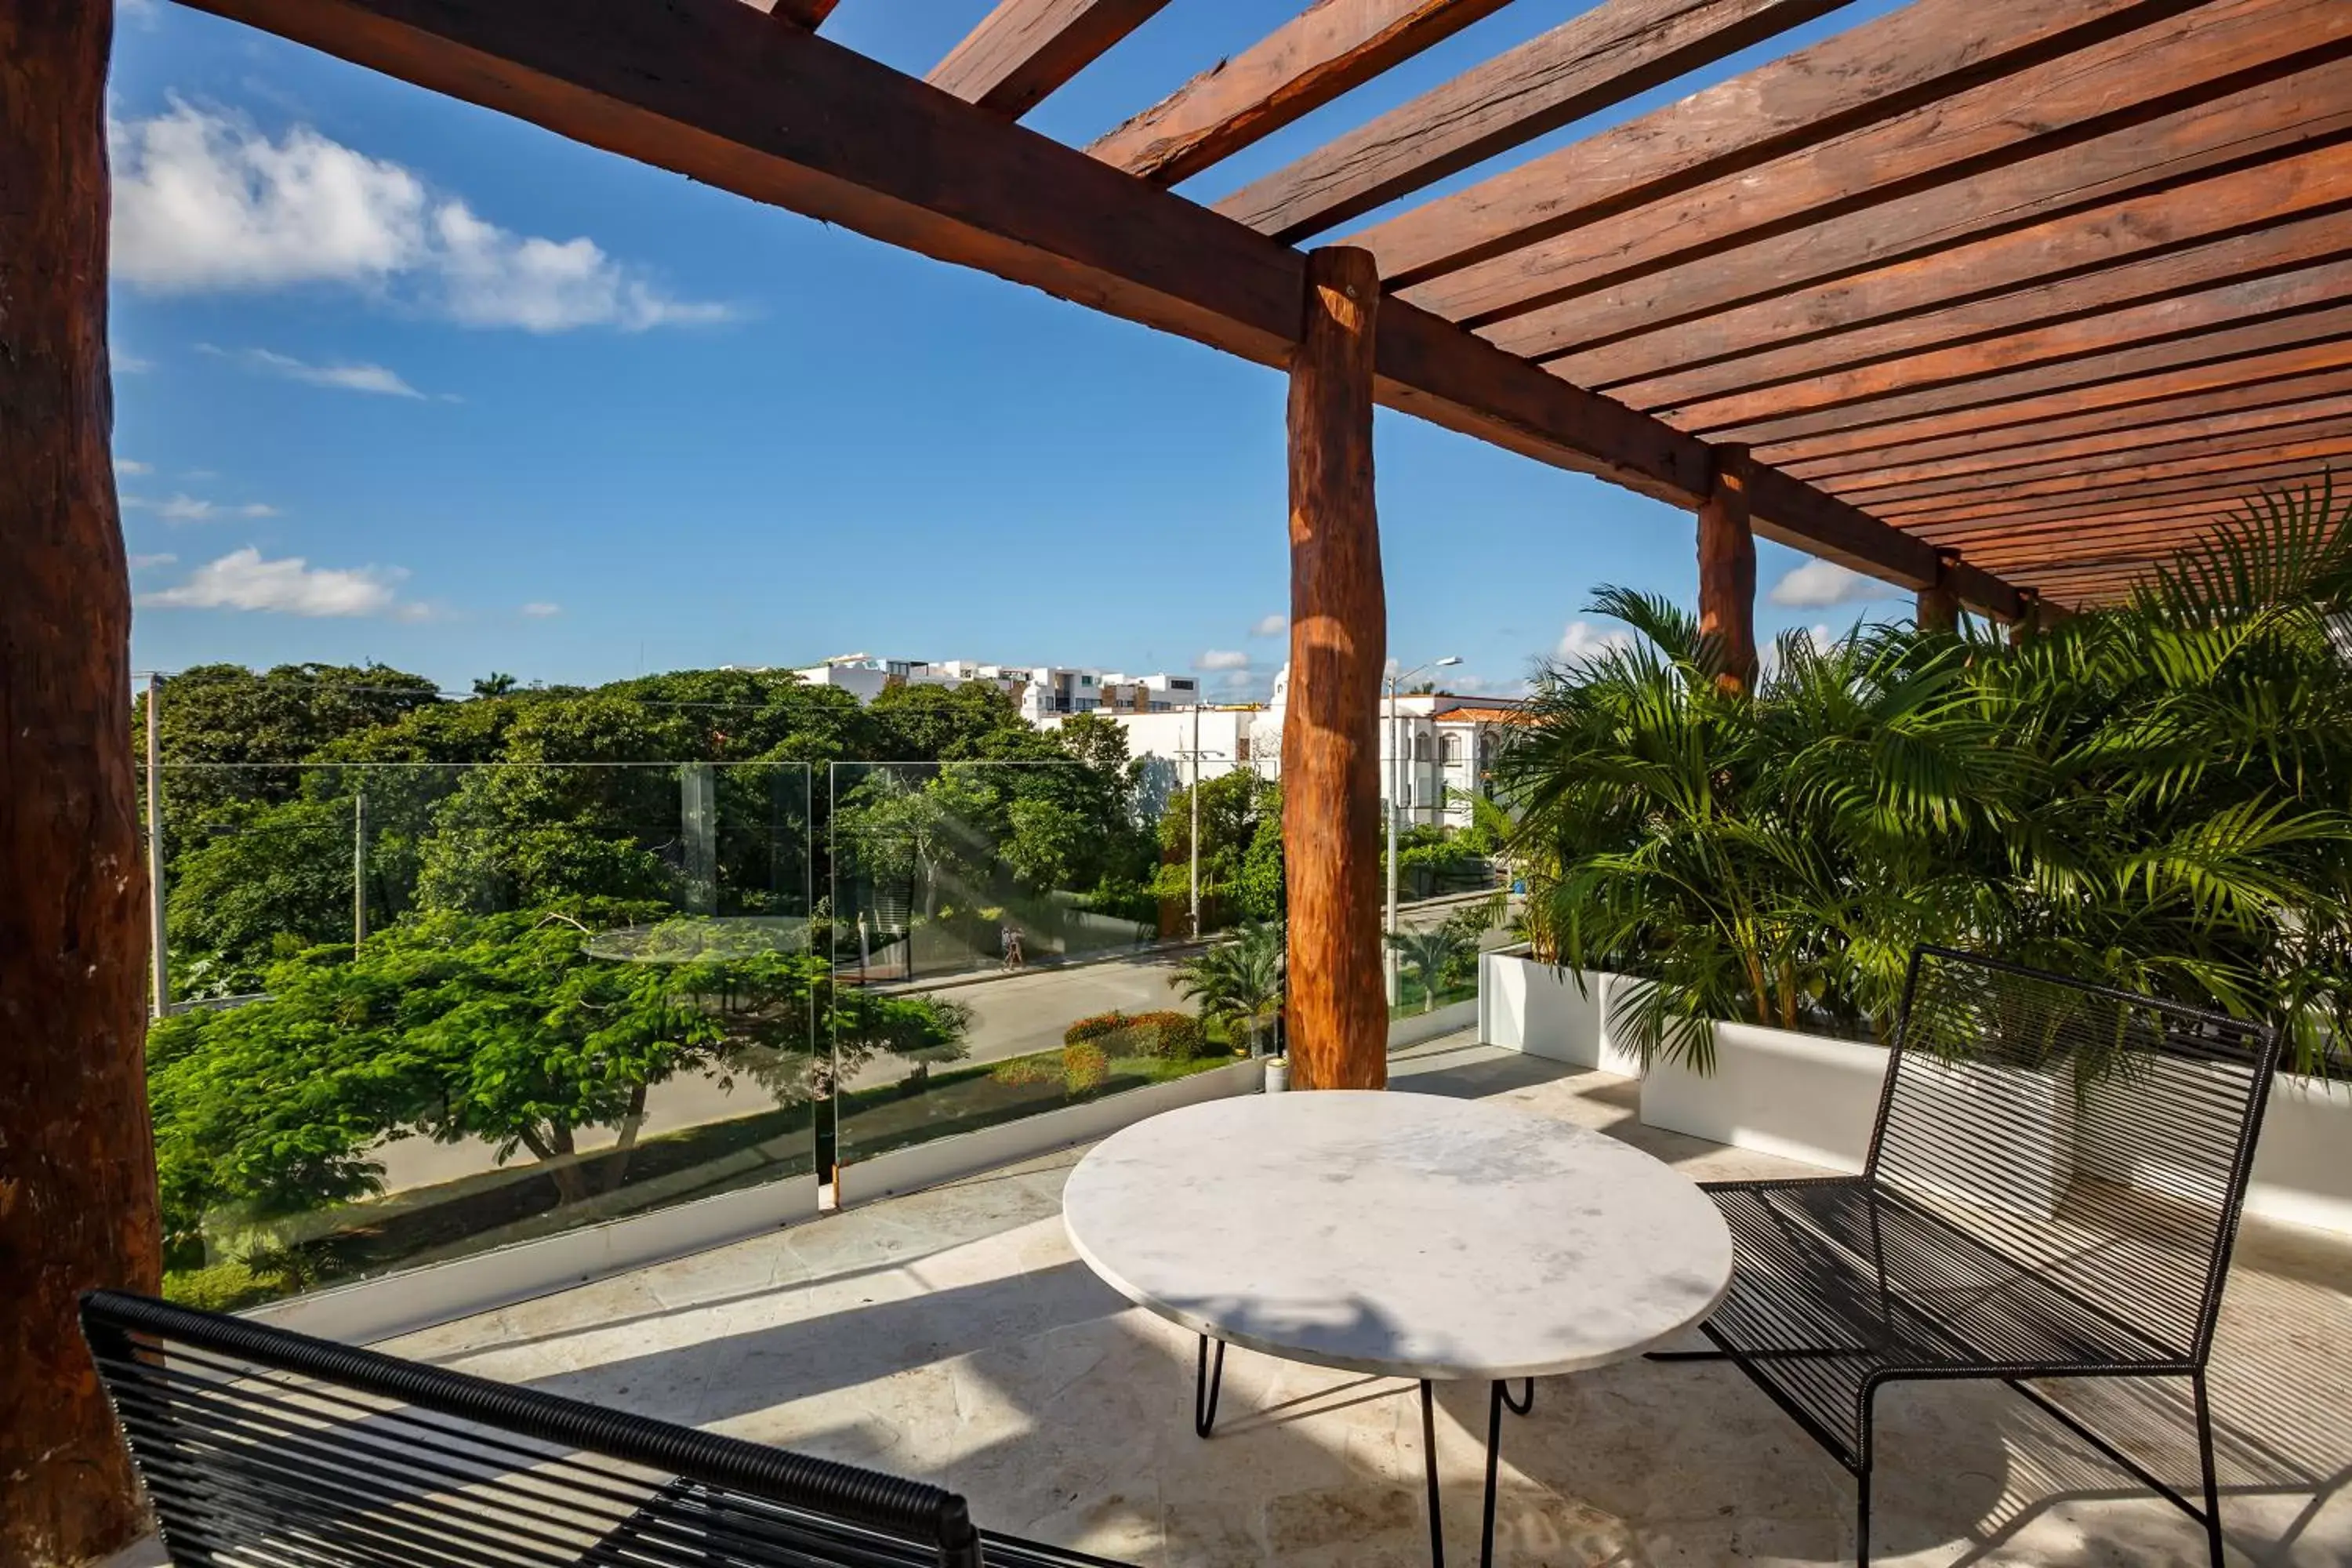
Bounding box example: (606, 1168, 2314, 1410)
(1063, 1091, 1733, 1381)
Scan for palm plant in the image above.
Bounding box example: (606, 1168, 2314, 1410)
(1496, 476, 2352, 1076)
(1170, 919, 1285, 1054)
(1385, 924, 1476, 1013)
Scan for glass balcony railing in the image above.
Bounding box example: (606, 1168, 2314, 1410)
(138, 761, 818, 1312)
(135, 753, 1287, 1312)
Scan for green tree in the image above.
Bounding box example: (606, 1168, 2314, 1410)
(1170, 920, 1286, 1053)
(1386, 924, 1477, 1013)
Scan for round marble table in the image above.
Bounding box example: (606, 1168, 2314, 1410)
(1063, 1090, 1733, 1566)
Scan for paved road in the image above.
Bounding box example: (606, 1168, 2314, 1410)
(371, 892, 1506, 1195)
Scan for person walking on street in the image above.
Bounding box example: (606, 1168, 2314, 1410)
(1000, 920, 1025, 971)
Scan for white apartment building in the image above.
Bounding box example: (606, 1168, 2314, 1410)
(1065, 665, 1526, 832)
(792, 654, 1200, 717)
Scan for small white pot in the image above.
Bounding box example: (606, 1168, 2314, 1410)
(1264, 1057, 1290, 1094)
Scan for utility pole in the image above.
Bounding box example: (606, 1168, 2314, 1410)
(1385, 656, 1459, 1007)
(352, 788, 369, 947)
(145, 673, 169, 1018)
(1189, 702, 1201, 940)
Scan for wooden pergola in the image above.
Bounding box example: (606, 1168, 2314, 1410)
(5, 0, 2347, 1555)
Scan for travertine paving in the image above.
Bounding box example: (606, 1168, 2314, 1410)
(276, 1040, 2352, 1564)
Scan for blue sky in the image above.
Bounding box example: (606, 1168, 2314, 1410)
(110, 0, 1915, 701)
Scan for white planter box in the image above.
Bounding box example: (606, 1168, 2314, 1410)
(1476, 953, 1643, 1076)
(1639, 1020, 1889, 1174)
(2248, 1073, 2352, 1235)
(1477, 952, 2352, 1236)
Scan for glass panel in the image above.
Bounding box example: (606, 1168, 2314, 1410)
(140, 760, 815, 1312)
(828, 759, 1272, 1171)
(1384, 768, 1510, 1040)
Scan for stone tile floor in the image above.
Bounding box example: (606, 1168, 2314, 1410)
(128, 1036, 2352, 1566)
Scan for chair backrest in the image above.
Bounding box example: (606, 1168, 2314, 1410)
(82, 1290, 988, 1568)
(1867, 947, 2281, 1364)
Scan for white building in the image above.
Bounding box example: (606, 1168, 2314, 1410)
(792, 654, 1200, 717)
(1069, 665, 1528, 833)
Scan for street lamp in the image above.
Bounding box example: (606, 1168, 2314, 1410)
(1386, 655, 1460, 1004)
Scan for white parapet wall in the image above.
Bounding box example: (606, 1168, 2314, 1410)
(1476, 952, 1643, 1076)
(1480, 953, 2352, 1237)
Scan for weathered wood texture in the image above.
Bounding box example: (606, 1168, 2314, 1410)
(1664, 256, 2352, 431)
(1422, 2, 2352, 344)
(1697, 447, 1758, 692)
(1804, 390, 2352, 489)
(1850, 418, 2352, 509)
(180, 0, 2017, 614)
(1090, 0, 1515, 186)
(1584, 168, 2352, 405)
(1712, 302, 2352, 447)
(927, 0, 1172, 118)
(1283, 249, 1388, 1092)
(1760, 340, 2352, 468)
(1352, 0, 2203, 288)
(1916, 557, 1962, 633)
(1218, 0, 1851, 243)
(0, 2, 165, 1562)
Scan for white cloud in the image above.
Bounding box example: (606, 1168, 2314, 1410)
(1555, 620, 1635, 663)
(1250, 613, 1287, 638)
(1195, 648, 1251, 671)
(142, 547, 416, 618)
(129, 552, 177, 569)
(521, 601, 562, 618)
(1221, 670, 1255, 691)
(125, 492, 278, 524)
(237, 347, 423, 397)
(112, 349, 154, 374)
(112, 100, 728, 332)
(1768, 559, 1891, 608)
(114, 457, 152, 475)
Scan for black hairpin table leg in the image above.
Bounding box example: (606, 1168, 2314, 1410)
(1194, 1335, 1226, 1438)
(1421, 1377, 1538, 1568)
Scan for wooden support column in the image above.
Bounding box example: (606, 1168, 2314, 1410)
(1917, 550, 1962, 633)
(1696, 444, 1756, 694)
(1, 2, 164, 1561)
(1283, 247, 1388, 1091)
(2007, 587, 2045, 646)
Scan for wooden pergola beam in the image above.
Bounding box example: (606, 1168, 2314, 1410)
(1759, 339, 2352, 466)
(1581, 172, 2352, 404)
(172, 0, 2023, 616)
(1088, 0, 1517, 186)
(1216, 0, 1852, 244)
(1437, 9, 2352, 350)
(1875, 437, 2352, 522)
(1845, 415, 2352, 507)
(1283, 247, 1388, 1090)
(1351, 0, 2219, 291)
(1796, 387, 2352, 487)
(765, 0, 840, 28)
(1656, 256, 2352, 430)
(1712, 301, 2352, 446)
(1898, 459, 2341, 530)
(927, 0, 1174, 119)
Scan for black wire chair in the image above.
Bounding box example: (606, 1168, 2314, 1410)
(1650, 946, 2281, 1567)
(82, 1289, 1134, 1568)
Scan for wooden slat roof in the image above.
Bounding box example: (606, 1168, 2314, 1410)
(184, 0, 2352, 611)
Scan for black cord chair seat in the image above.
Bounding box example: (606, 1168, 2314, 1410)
(1692, 1174, 2194, 1468)
(82, 1289, 1133, 1568)
(1653, 946, 2281, 1568)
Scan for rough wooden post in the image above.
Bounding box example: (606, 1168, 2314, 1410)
(1283, 246, 1387, 1091)
(2007, 587, 2044, 647)
(1, 3, 165, 1561)
(1697, 444, 1757, 694)
(1917, 550, 1962, 634)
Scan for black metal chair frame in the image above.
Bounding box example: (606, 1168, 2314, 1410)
(1193, 1330, 1534, 1568)
(1649, 946, 2281, 1568)
(82, 1289, 1134, 1568)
